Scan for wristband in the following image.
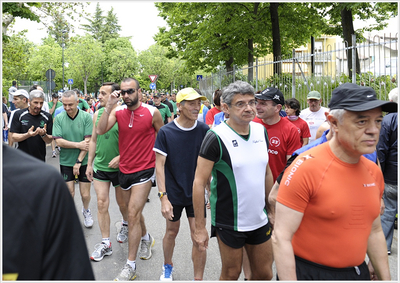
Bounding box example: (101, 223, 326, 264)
(41, 134, 47, 138)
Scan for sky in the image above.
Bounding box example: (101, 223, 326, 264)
(10, 1, 167, 52)
(9, 2, 399, 53)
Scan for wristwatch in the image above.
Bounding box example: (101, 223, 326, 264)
(158, 192, 167, 199)
(75, 159, 82, 164)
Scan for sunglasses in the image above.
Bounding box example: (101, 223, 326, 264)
(120, 88, 137, 95)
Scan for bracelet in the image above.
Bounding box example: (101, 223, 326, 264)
(41, 134, 47, 138)
(104, 108, 110, 115)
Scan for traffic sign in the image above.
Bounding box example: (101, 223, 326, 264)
(149, 83, 156, 90)
(196, 75, 203, 81)
(47, 81, 56, 91)
(46, 69, 56, 80)
(68, 79, 73, 85)
(149, 75, 158, 83)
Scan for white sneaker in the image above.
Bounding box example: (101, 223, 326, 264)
(82, 208, 93, 228)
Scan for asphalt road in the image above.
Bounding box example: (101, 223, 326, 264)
(45, 145, 398, 281)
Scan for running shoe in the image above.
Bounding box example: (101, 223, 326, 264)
(82, 208, 94, 228)
(159, 263, 173, 281)
(139, 233, 155, 260)
(117, 224, 128, 243)
(114, 264, 136, 281)
(90, 242, 112, 261)
(52, 150, 57, 158)
(56, 145, 61, 152)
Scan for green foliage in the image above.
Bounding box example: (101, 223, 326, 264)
(27, 36, 62, 89)
(65, 35, 104, 94)
(81, 3, 121, 44)
(2, 31, 33, 84)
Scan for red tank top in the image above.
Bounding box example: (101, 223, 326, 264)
(115, 103, 156, 174)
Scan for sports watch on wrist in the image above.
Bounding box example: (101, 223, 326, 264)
(75, 159, 82, 164)
(158, 192, 167, 199)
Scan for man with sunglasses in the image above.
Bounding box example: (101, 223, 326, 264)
(97, 77, 164, 281)
(253, 88, 302, 182)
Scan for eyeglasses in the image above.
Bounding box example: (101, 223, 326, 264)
(231, 100, 256, 109)
(121, 88, 137, 95)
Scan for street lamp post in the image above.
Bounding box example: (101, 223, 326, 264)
(62, 30, 67, 91)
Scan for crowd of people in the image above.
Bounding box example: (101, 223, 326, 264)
(2, 78, 398, 281)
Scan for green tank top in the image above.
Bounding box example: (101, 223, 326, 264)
(94, 108, 119, 172)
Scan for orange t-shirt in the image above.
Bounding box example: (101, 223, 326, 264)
(277, 142, 384, 268)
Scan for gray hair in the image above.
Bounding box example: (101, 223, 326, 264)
(62, 90, 78, 100)
(388, 88, 398, 103)
(329, 109, 346, 124)
(29, 90, 44, 101)
(222, 81, 255, 106)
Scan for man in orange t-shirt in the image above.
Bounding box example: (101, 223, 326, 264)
(272, 83, 396, 280)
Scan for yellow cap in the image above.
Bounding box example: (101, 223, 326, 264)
(176, 88, 207, 103)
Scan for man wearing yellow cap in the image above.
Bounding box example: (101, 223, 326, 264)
(153, 87, 209, 281)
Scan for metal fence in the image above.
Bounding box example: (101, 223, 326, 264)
(199, 33, 398, 109)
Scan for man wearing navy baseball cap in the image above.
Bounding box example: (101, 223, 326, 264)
(254, 87, 302, 182)
(273, 83, 396, 280)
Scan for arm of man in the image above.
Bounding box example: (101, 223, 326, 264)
(268, 154, 298, 225)
(272, 202, 304, 280)
(152, 108, 164, 134)
(302, 137, 309, 147)
(73, 136, 91, 176)
(86, 112, 98, 182)
(366, 215, 391, 280)
(96, 92, 119, 135)
(155, 153, 174, 220)
(3, 112, 8, 130)
(264, 164, 274, 217)
(193, 156, 214, 252)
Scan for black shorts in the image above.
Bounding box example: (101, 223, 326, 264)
(119, 168, 155, 190)
(280, 256, 369, 280)
(93, 169, 120, 187)
(211, 221, 272, 249)
(60, 164, 90, 183)
(170, 204, 206, 222)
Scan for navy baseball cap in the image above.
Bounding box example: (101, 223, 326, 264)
(329, 83, 397, 113)
(255, 87, 284, 105)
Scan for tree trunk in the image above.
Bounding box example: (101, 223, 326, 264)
(225, 57, 234, 74)
(270, 3, 282, 75)
(341, 7, 360, 76)
(248, 38, 254, 82)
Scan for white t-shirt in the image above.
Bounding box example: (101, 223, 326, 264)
(299, 106, 329, 143)
(41, 101, 50, 113)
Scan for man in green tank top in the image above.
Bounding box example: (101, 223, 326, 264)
(85, 82, 129, 262)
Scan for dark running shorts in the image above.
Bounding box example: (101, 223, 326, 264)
(276, 256, 369, 280)
(60, 164, 90, 183)
(211, 221, 272, 249)
(170, 204, 206, 222)
(119, 168, 155, 190)
(93, 169, 120, 187)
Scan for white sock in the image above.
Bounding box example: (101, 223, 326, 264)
(127, 260, 136, 270)
(102, 238, 110, 247)
(122, 219, 128, 226)
(141, 232, 150, 241)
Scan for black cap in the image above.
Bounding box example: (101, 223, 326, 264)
(255, 87, 284, 105)
(329, 83, 397, 113)
(153, 93, 161, 98)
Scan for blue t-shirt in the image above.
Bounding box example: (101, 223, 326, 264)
(153, 119, 209, 206)
(294, 129, 377, 163)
